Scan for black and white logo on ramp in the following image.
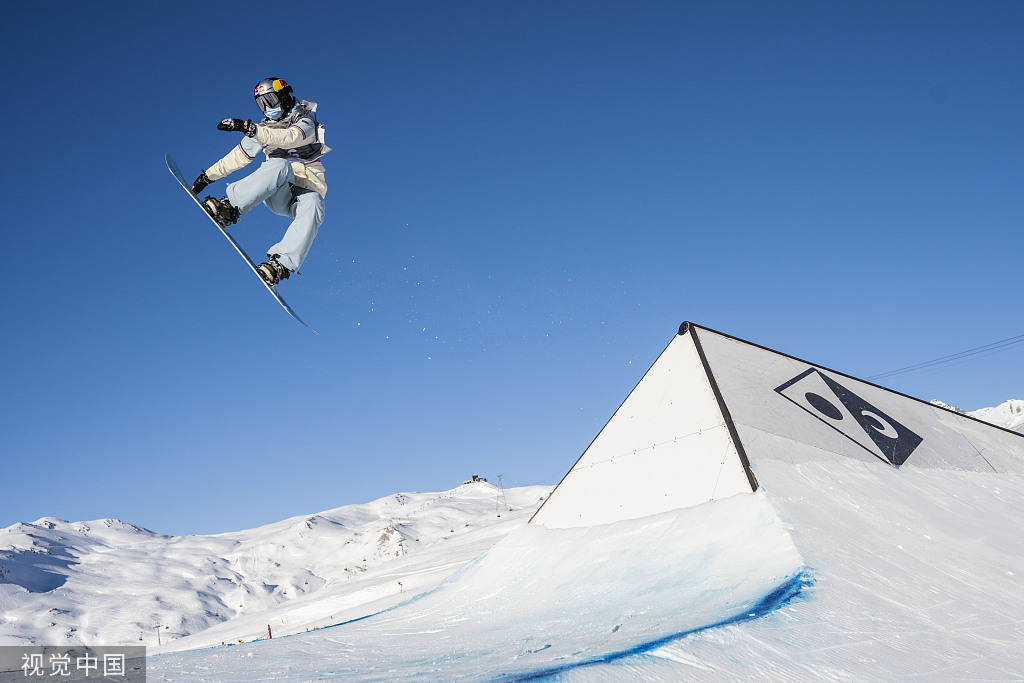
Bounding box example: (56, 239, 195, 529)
(774, 368, 923, 467)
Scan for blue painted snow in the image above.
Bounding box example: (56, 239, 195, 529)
(504, 569, 816, 682)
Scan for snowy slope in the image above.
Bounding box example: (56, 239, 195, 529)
(0, 482, 549, 649)
(147, 456, 1024, 681)
(554, 457, 1024, 680)
(2, 398, 1020, 680)
(149, 490, 805, 681)
(149, 450, 1023, 680)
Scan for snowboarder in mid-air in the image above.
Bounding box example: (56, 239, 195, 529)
(191, 77, 329, 286)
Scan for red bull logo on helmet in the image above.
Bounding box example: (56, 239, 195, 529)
(255, 79, 289, 96)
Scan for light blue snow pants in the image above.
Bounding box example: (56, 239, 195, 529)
(225, 158, 325, 272)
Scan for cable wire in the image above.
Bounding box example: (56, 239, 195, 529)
(868, 332, 1024, 381)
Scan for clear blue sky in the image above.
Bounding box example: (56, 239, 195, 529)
(2, 1, 1021, 534)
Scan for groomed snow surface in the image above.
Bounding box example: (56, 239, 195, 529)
(1, 401, 1021, 681)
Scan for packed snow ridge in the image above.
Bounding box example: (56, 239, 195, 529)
(0, 482, 551, 649)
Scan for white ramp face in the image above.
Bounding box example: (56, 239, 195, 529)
(532, 322, 1024, 530)
(530, 332, 757, 529)
(694, 324, 1024, 474)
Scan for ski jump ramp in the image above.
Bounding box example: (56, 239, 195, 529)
(532, 321, 1023, 530)
(150, 323, 1024, 681)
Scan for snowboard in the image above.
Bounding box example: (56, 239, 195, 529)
(164, 153, 319, 334)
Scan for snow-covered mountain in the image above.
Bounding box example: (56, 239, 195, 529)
(930, 398, 1024, 433)
(0, 481, 550, 649)
(968, 399, 1024, 433)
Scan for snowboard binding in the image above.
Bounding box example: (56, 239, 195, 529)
(256, 255, 291, 287)
(201, 196, 240, 227)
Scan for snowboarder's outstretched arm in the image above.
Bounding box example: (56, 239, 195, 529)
(252, 115, 317, 150)
(216, 115, 315, 150)
(191, 94, 321, 195)
(198, 114, 315, 185)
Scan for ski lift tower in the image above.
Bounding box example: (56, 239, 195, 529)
(495, 474, 511, 516)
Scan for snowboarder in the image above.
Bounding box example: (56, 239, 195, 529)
(190, 78, 329, 286)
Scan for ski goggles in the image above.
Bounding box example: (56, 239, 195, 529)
(256, 92, 283, 113)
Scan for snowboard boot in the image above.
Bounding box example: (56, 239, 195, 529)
(256, 254, 291, 286)
(201, 196, 240, 227)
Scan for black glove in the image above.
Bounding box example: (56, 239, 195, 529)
(191, 170, 211, 195)
(218, 118, 257, 137)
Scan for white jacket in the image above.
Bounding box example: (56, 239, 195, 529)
(204, 101, 330, 197)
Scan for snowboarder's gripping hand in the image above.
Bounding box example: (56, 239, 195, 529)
(191, 170, 212, 195)
(218, 118, 257, 137)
